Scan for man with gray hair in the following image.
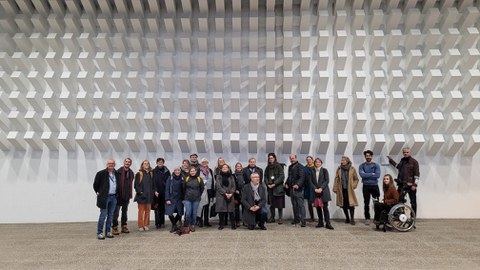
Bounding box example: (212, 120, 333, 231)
(285, 154, 306, 227)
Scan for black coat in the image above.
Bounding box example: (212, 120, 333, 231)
(243, 166, 263, 184)
(152, 166, 171, 196)
(287, 162, 305, 191)
(116, 166, 134, 201)
(309, 167, 332, 202)
(241, 183, 267, 226)
(93, 168, 121, 209)
(134, 170, 155, 204)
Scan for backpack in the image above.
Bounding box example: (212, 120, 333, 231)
(185, 176, 202, 184)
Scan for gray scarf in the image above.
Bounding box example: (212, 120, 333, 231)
(250, 182, 261, 201)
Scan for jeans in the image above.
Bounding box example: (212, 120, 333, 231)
(184, 200, 200, 226)
(362, 185, 380, 220)
(113, 199, 129, 227)
(97, 194, 117, 235)
(291, 189, 305, 223)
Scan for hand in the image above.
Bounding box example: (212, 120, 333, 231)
(293, 184, 299, 190)
(315, 188, 322, 194)
(284, 184, 289, 189)
(411, 186, 417, 191)
(166, 200, 171, 205)
(235, 190, 240, 194)
(268, 184, 275, 189)
(155, 191, 159, 197)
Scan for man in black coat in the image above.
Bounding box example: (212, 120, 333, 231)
(285, 154, 306, 227)
(152, 157, 171, 229)
(93, 159, 120, 240)
(112, 158, 134, 234)
(243, 157, 263, 184)
(241, 172, 267, 230)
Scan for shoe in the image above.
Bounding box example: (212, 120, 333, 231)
(138, 227, 144, 232)
(112, 226, 119, 235)
(160, 224, 165, 228)
(248, 225, 255, 230)
(231, 226, 236, 230)
(325, 223, 334, 230)
(144, 226, 150, 231)
(301, 222, 306, 227)
(259, 226, 267, 230)
(291, 221, 298, 225)
(277, 219, 283, 225)
(350, 220, 356, 225)
(316, 223, 324, 228)
(267, 218, 275, 223)
(97, 233, 105, 240)
(190, 225, 195, 232)
(345, 219, 350, 224)
(204, 223, 212, 227)
(218, 226, 224, 230)
(170, 225, 176, 233)
(365, 219, 370, 225)
(106, 232, 114, 238)
(121, 226, 130, 233)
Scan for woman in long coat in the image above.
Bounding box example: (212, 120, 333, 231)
(215, 164, 237, 230)
(333, 156, 359, 225)
(310, 158, 334, 230)
(264, 153, 285, 224)
(165, 167, 185, 232)
(134, 160, 155, 231)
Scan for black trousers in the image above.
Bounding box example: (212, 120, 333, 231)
(153, 195, 165, 227)
(113, 199, 129, 227)
(398, 185, 417, 215)
(315, 201, 331, 224)
(363, 185, 380, 220)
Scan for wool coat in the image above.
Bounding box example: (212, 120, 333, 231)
(215, 174, 236, 213)
(134, 169, 155, 205)
(333, 166, 359, 207)
(93, 168, 121, 209)
(309, 167, 332, 202)
(264, 163, 285, 196)
(116, 166, 134, 202)
(165, 174, 185, 216)
(241, 183, 267, 226)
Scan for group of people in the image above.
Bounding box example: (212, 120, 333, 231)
(93, 148, 420, 239)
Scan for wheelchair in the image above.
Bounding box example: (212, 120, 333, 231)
(374, 199, 416, 232)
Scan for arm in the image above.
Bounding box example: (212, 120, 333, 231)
(413, 159, 420, 187)
(351, 168, 359, 189)
(165, 177, 172, 201)
(332, 168, 339, 193)
(93, 171, 101, 194)
(215, 176, 227, 196)
(296, 165, 305, 189)
(199, 177, 205, 194)
(273, 165, 285, 186)
(320, 168, 330, 191)
(241, 185, 253, 209)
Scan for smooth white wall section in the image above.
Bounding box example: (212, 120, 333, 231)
(0, 1, 480, 223)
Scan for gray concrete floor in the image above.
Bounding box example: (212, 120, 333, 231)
(0, 219, 479, 269)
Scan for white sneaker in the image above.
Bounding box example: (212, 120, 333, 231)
(138, 227, 144, 232)
(106, 232, 114, 238)
(365, 219, 370, 225)
(143, 226, 149, 231)
(97, 233, 105, 240)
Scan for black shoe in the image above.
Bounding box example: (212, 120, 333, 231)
(248, 225, 255, 230)
(345, 219, 350, 224)
(301, 222, 306, 227)
(267, 218, 275, 223)
(316, 223, 324, 228)
(291, 221, 298, 225)
(231, 225, 236, 230)
(325, 223, 334, 230)
(259, 226, 267, 230)
(204, 223, 212, 227)
(218, 226, 224, 230)
(170, 225, 177, 233)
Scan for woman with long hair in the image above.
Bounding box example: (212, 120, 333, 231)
(134, 160, 155, 231)
(310, 158, 334, 230)
(333, 156, 359, 225)
(264, 153, 286, 224)
(374, 174, 400, 224)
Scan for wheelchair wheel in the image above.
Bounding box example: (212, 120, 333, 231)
(387, 203, 416, 232)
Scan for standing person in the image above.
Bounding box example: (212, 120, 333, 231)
(233, 162, 245, 227)
(387, 147, 420, 214)
(152, 158, 171, 229)
(304, 156, 315, 222)
(215, 164, 237, 230)
(180, 159, 190, 178)
(243, 157, 263, 184)
(214, 157, 231, 178)
(241, 172, 268, 230)
(197, 158, 214, 227)
(285, 154, 306, 227)
(189, 153, 200, 176)
(134, 160, 155, 231)
(374, 174, 400, 225)
(359, 150, 381, 225)
(333, 156, 360, 225)
(112, 158, 134, 235)
(310, 158, 334, 230)
(165, 167, 185, 233)
(93, 159, 120, 240)
(183, 167, 204, 232)
(264, 153, 286, 224)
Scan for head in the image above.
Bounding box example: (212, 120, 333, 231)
(217, 157, 225, 167)
(314, 158, 323, 168)
(173, 167, 181, 176)
(140, 160, 151, 171)
(123, 158, 132, 169)
(267, 153, 277, 164)
(383, 174, 395, 191)
(306, 156, 314, 165)
(106, 159, 116, 172)
(200, 158, 209, 167)
(250, 172, 260, 185)
(248, 157, 256, 168)
(363, 150, 373, 163)
(289, 154, 298, 164)
(182, 159, 190, 169)
(156, 157, 165, 168)
(190, 153, 198, 163)
(235, 162, 243, 172)
(221, 164, 230, 173)
(341, 156, 351, 166)
(402, 147, 411, 158)
(189, 166, 197, 177)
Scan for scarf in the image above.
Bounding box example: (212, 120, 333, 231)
(220, 171, 231, 187)
(200, 165, 210, 177)
(306, 163, 314, 168)
(340, 163, 351, 189)
(251, 182, 261, 201)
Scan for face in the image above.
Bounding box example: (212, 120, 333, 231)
(218, 158, 225, 166)
(123, 159, 131, 168)
(189, 167, 197, 176)
(364, 153, 373, 163)
(221, 164, 229, 173)
(383, 176, 390, 185)
(268, 156, 275, 164)
(157, 160, 164, 167)
(341, 158, 347, 166)
(201, 160, 208, 167)
(107, 160, 115, 171)
(248, 158, 256, 167)
(173, 168, 181, 176)
(190, 155, 198, 163)
(235, 163, 242, 171)
(182, 160, 189, 169)
(403, 149, 411, 158)
(251, 174, 260, 185)
(306, 157, 313, 165)
(142, 161, 150, 170)
(314, 159, 322, 168)
(290, 155, 297, 164)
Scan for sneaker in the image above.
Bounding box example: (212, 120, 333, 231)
(365, 219, 370, 226)
(143, 226, 149, 231)
(121, 226, 130, 233)
(106, 232, 114, 238)
(112, 226, 119, 235)
(97, 233, 105, 240)
(138, 227, 144, 232)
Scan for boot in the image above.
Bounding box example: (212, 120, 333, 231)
(121, 225, 129, 233)
(325, 222, 334, 230)
(343, 208, 350, 223)
(316, 208, 324, 228)
(112, 226, 119, 235)
(197, 217, 204, 227)
(349, 208, 356, 225)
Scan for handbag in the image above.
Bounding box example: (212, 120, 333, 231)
(314, 197, 324, 208)
(209, 203, 217, 218)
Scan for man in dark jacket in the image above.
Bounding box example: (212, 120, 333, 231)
(285, 154, 306, 227)
(243, 157, 263, 184)
(152, 157, 171, 229)
(93, 159, 120, 240)
(388, 147, 420, 214)
(241, 172, 267, 230)
(112, 158, 134, 235)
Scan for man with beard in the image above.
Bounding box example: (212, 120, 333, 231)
(285, 154, 306, 227)
(359, 150, 380, 225)
(112, 158, 134, 235)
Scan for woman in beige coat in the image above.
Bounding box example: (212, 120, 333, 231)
(333, 156, 359, 225)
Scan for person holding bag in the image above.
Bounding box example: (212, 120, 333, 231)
(310, 158, 334, 230)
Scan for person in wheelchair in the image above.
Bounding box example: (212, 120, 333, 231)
(373, 174, 399, 226)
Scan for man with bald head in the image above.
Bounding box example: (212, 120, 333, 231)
(93, 159, 120, 240)
(285, 154, 306, 227)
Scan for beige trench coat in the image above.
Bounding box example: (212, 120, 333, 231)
(333, 166, 359, 207)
